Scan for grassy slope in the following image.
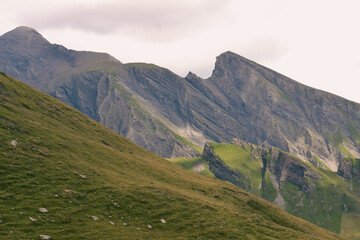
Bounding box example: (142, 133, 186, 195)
(0, 73, 342, 239)
(206, 142, 360, 237)
(168, 157, 215, 177)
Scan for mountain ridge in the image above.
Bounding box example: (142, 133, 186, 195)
(2, 26, 360, 170)
(0, 72, 341, 239)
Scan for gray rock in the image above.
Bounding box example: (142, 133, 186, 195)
(40, 235, 51, 239)
(11, 140, 17, 147)
(39, 208, 48, 213)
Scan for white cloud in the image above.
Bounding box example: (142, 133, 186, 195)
(1, 0, 360, 103)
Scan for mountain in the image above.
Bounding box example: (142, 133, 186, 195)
(2, 26, 360, 171)
(0, 26, 201, 158)
(170, 139, 360, 239)
(0, 73, 342, 239)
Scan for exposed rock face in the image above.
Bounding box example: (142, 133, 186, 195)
(198, 140, 360, 234)
(266, 147, 322, 194)
(203, 141, 321, 194)
(337, 158, 354, 179)
(337, 158, 360, 179)
(2, 27, 360, 167)
(202, 142, 250, 190)
(0, 27, 200, 158)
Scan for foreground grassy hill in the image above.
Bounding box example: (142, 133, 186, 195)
(171, 140, 360, 239)
(0, 73, 341, 239)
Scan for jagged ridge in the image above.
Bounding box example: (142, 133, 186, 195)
(1, 27, 360, 169)
(0, 73, 342, 239)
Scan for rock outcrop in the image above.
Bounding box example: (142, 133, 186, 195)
(337, 158, 360, 179)
(202, 142, 250, 190)
(266, 147, 322, 194)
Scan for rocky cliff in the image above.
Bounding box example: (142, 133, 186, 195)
(198, 140, 360, 235)
(202, 142, 250, 189)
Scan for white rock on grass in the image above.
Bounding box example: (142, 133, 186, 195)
(123, 222, 127, 226)
(40, 235, 51, 239)
(29, 217, 37, 222)
(92, 216, 99, 221)
(147, 224, 152, 229)
(160, 218, 166, 224)
(11, 140, 17, 147)
(109, 220, 115, 225)
(39, 208, 48, 213)
(79, 174, 87, 179)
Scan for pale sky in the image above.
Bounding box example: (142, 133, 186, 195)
(1, 0, 360, 103)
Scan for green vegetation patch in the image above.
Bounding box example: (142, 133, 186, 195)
(341, 213, 360, 240)
(211, 143, 263, 195)
(172, 131, 202, 153)
(125, 62, 162, 70)
(168, 157, 215, 178)
(168, 157, 201, 170)
(346, 120, 360, 141)
(261, 171, 277, 203)
(276, 89, 295, 106)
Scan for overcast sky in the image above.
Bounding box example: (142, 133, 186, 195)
(1, 0, 360, 103)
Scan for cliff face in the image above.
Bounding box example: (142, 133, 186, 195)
(200, 140, 360, 235)
(202, 141, 321, 195)
(0, 27, 200, 158)
(266, 147, 322, 194)
(2, 27, 360, 168)
(189, 52, 360, 170)
(202, 142, 250, 190)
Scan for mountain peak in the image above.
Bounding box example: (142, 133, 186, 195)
(217, 51, 253, 64)
(185, 71, 199, 79)
(0, 26, 49, 46)
(211, 51, 248, 78)
(3, 26, 42, 37)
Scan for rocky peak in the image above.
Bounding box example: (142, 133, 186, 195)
(185, 71, 198, 80)
(0, 26, 49, 48)
(211, 51, 251, 78)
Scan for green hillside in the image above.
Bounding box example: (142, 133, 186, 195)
(175, 140, 360, 239)
(0, 73, 342, 239)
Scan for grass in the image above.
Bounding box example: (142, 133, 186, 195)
(341, 213, 360, 240)
(168, 157, 200, 170)
(210, 143, 263, 195)
(124, 62, 163, 70)
(185, 141, 360, 235)
(172, 132, 202, 153)
(277, 89, 295, 106)
(168, 157, 215, 177)
(346, 120, 360, 141)
(0, 73, 342, 239)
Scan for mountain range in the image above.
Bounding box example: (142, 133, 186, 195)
(2, 27, 360, 172)
(0, 72, 341, 239)
(1, 26, 360, 238)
